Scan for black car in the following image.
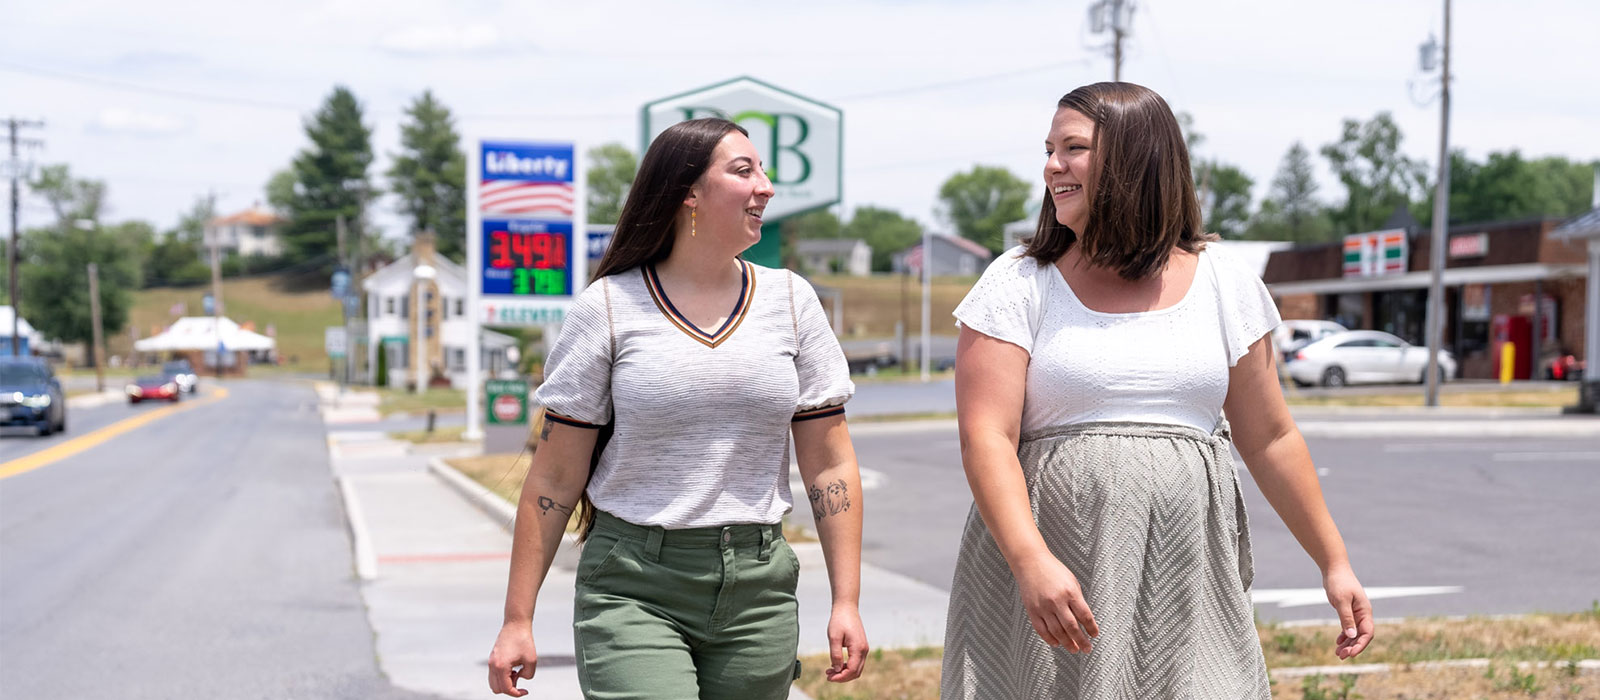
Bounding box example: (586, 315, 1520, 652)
(162, 359, 198, 393)
(1, 357, 66, 436)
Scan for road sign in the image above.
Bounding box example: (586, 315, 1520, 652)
(331, 267, 351, 299)
(325, 327, 348, 358)
(486, 378, 529, 425)
(202, 293, 215, 315)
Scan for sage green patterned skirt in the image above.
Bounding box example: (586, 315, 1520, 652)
(941, 421, 1269, 699)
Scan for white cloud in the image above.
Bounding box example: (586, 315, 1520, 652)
(377, 23, 502, 56)
(89, 108, 190, 137)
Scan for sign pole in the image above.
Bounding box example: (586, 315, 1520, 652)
(465, 138, 483, 440)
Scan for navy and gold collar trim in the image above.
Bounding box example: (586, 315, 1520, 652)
(643, 261, 755, 348)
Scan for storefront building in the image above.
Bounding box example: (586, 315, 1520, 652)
(1263, 218, 1590, 381)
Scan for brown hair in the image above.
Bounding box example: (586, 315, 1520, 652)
(570, 117, 747, 542)
(1025, 82, 1211, 280)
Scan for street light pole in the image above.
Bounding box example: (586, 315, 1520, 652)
(1423, 0, 1452, 406)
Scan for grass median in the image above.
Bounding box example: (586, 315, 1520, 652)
(1284, 386, 1581, 409)
(376, 387, 466, 416)
(795, 606, 1600, 699)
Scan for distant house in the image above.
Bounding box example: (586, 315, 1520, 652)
(204, 206, 285, 258)
(795, 238, 872, 277)
(891, 233, 993, 277)
(361, 232, 517, 389)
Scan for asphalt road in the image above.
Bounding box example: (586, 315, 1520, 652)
(0, 380, 440, 700)
(826, 421, 1600, 623)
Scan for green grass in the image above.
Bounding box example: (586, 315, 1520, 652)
(376, 387, 466, 416)
(111, 271, 344, 373)
(388, 425, 469, 444)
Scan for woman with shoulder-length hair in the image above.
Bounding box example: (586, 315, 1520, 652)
(941, 83, 1374, 699)
(487, 118, 870, 699)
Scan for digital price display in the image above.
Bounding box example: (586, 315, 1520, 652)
(481, 219, 572, 297)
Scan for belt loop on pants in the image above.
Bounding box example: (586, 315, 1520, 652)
(644, 527, 664, 562)
(758, 525, 772, 562)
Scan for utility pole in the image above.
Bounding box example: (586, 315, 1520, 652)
(6, 117, 44, 356)
(1089, 0, 1135, 81)
(87, 262, 105, 393)
(337, 214, 350, 388)
(206, 192, 225, 377)
(1422, 0, 1452, 406)
(920, 230, 931, 382)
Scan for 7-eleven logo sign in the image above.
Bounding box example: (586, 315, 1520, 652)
(1342, 230, 1409, 278)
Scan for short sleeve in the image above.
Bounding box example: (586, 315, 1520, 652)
(789, 272, 854, 421)
(531, 279, 613, 427)
(952, 245, 1043, 354)
(1208, 245, 1282, 367)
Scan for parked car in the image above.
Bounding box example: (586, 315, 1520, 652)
(1284, 330, 1456, 387)
(161, 359, 198, 393)
(127, 375, 181, 404)
(0, 356, 67, 436)
(1273, 320, 1349, 363)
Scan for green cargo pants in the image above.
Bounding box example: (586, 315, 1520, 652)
(573, 510, 803, 700)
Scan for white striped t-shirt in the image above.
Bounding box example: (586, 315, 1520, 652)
(533, 261, 854, 529)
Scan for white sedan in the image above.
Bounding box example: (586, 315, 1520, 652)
(1284, 330, 1456, 388)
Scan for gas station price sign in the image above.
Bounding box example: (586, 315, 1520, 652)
(482, 218, 572, 296)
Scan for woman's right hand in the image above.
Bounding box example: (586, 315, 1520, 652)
(488, 622, 538, 697)
(1013, 553, 1099, 653)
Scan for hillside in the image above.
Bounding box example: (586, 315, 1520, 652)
(110, 272, 344, 370)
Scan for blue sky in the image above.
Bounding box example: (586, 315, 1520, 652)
(4, 0, 1598, 239)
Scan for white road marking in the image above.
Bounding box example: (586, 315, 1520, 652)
(1252, 585, 1463, 608)
(1491, 452, 1600, 463)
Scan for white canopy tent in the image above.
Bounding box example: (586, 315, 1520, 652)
(134, 317, 276, 353)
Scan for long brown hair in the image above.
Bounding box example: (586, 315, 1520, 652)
(1025, 82, 1211, 280)
(572, 117, 748, 541)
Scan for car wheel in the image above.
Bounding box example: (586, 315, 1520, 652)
(1321, 366, 1347, 388)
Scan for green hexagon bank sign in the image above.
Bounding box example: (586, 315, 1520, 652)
(643, 77, 843, 267)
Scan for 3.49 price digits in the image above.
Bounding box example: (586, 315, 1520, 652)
(489, 231, 567, 270)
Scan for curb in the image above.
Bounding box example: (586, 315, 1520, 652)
(425, 456, 582, 548)
(1271, 657, 1600, 679)
(335, 476, 378, 581)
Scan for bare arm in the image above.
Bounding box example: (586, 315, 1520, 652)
(1224, 335, 1373, 659)
(488, 416, 597, 696)
(792, 413, 867, 682)
(954, 326, 1098, 652)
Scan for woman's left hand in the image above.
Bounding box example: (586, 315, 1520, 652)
(1323, 566, 1374, 660)
(825, 603, 869, 682)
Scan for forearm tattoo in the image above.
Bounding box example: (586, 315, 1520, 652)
(808, 479, 851, 521)
(537, 496, 573, 518)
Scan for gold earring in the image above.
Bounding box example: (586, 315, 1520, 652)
(691, 208, 697, 237)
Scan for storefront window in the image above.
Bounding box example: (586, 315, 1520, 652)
(1373, 289, 1427, 345)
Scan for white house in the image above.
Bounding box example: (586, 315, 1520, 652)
(361, 233, 517, 389)
(795, 238, 872, 277)
(204, 206, 285, 258)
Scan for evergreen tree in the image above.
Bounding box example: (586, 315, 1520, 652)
(282, 86, 373, 265)
(388, 90, 467, 260)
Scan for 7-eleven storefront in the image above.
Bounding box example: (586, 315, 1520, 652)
(1263, 218, 1590, 381)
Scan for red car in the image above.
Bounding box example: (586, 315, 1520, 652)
(127, 375, 181, 404)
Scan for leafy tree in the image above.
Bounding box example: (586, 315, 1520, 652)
(19, 220, 145, 350)
(1421, 150, 1598, 226)
(266, 168, 296, 217)
(1201, 162, 1253, 238)
(281, 86, 373, 265)
(937, 165, 1031, 253)
(388, 90, 467, 260)
(784, 209, 842, 240)
(1243, 142, 1336, 243)
(1320, 112, 1427, 233)
(143, 197, 214, 287)
(30, 163, 106, 226)
(586, 143, 637, 225)
(843, 206, 924, 272)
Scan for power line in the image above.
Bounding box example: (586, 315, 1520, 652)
(832, 59, 1094, 102)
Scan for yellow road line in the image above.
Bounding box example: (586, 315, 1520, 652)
(0, 387, 230, 480)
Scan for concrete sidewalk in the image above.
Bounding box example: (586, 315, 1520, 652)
(321, 385, 948, 700)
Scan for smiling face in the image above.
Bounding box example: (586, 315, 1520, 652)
(687, 132, 775, 247)
(1044, 107, 1096, 234)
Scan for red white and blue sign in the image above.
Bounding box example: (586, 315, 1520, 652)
(479, 141, 575, 217)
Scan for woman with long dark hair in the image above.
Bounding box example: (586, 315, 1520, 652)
(941, 83, 1373, 698)
(488, 118, 869, 699)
